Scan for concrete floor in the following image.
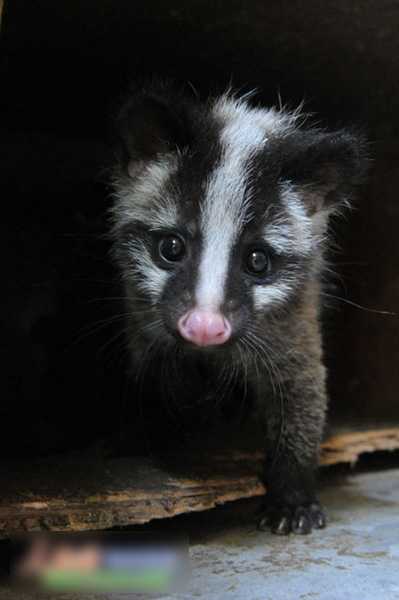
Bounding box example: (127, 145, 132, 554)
(182, 468, 399, 600)
(1, 467, 399, 599)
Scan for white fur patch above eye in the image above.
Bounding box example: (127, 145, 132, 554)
(112, 155, 179, 231)
(253, 280, 294, 309)
(126, 238, 169, 304)
(263, 184, 313, 256)
(195, 96, 290, 310)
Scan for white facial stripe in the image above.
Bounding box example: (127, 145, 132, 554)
(112, 155, 179, 231)
(253, 280, 294, 310)
(263, 184, 313, 256)
(126, 239, 169, 304)
(195, 96, 289, 310)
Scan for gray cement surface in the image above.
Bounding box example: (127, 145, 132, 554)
(1, 468, 399, 599)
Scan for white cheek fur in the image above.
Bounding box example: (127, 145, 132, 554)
(253, 280, 294, 310)
(127, 239, 169, 304)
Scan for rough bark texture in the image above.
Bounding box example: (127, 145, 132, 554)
(1, 426, 398, 539)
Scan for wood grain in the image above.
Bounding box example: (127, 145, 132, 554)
(1, 425, 398, 538)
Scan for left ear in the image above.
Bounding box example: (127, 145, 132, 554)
(280, 129, 369, 214)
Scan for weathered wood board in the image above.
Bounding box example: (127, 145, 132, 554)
(1, 425, 398, 539)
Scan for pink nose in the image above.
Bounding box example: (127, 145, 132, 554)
(177, 309, 232, 347)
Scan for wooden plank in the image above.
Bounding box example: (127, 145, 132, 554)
(1, 426, 398, 538)
(320, 427, 399, 465)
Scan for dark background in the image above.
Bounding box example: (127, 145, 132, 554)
(1, 0, 398, 457)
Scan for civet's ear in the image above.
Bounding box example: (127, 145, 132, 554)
(114, 83, 192, 176)
(280, 128, 369, 213)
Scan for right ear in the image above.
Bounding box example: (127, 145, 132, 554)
(114, 85, 192, 176)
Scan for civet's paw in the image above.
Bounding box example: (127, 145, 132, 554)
(258, 501, 327, 535)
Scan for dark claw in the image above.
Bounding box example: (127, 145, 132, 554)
(258, 502, 327, 535)
(309, 502, 327, 529)
(258, 515, 271, 531)
(292, 508, 312, 535)
(271, 512, 292, 535)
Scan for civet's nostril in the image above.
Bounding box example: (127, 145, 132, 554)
(178, 309, 232, 347)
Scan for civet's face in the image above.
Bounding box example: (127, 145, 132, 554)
(111, 85, 365, 351)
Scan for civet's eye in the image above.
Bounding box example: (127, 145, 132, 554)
(158, 234, 186, 263)
(246, 248, 271, 276)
